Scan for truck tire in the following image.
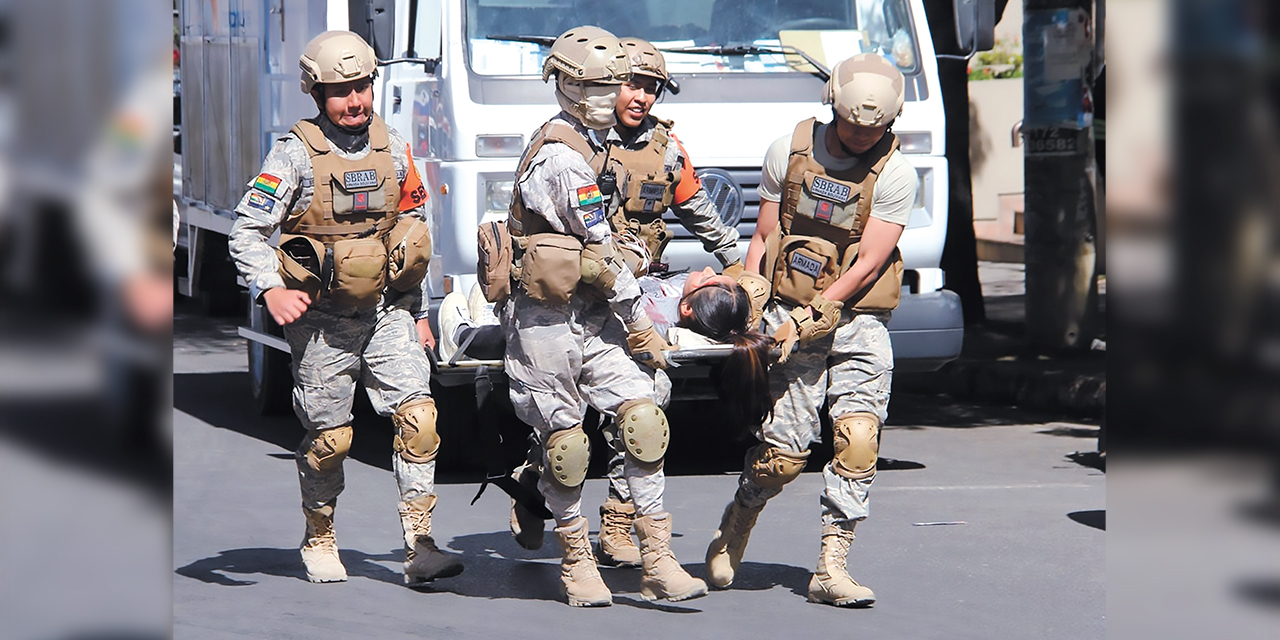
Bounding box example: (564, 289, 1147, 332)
(248, 338, 292, 416)
(246, 299, 292, 415)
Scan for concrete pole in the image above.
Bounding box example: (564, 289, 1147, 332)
(1022, 0, 1100, 352)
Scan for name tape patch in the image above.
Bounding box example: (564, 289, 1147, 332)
(639, 182, 665, 201)
(789, 251, 824, 280)
(810, 176, 852, 203)
(343, 169, 379, 190)
(582, 206, 606, 228)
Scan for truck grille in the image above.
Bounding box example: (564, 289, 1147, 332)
(664, 167, 760, 240)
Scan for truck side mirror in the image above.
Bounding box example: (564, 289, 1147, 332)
(954, 0, 996, 53)
(350, 0, 396, 61)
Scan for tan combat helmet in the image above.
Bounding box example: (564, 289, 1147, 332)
(619, 37, 669, 83)
(620, 37, 680, 96)
(823, 53, 905, 127)
(300, 31, 378, 94)
(541, 25, 630, 85)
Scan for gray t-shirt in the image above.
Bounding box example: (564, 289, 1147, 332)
(757, 122, 916, 227)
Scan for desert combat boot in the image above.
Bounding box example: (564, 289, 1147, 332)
(554, 517, 613, 607)
(705, 498, 764, 588)
(398, 494, 465, 587)
(300, 502, 347, 583)
(634, 512, 708, 602)
(807, 523, 876, 607)
(597, 496, 641, 566)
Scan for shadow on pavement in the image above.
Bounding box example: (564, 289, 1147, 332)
(1067, 510, 1105, 530)
(174, 546, 403, 586)
(414, 530, 709, 611)
(1234, 578, 1280, 610)
(174, 371, 396, 473)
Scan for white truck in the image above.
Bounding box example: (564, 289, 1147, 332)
(176, 0, 989, 413)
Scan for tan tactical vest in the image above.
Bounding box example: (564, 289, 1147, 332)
(275, 114, 401, 307)
(600, 118, 680, 261)
(770, 118, 904, 312)
(285, 114, 400, 242)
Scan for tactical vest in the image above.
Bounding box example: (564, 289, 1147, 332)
(770, 118, 904, 312)
(502, 120, 601, 305)
(286, 114, 400, 242)
(599, 117, 681, 262)
(275, 114, 401, 307)
(508, 120, 604, 238)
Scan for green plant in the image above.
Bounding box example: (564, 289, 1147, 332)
(968, 39, 1023, 81)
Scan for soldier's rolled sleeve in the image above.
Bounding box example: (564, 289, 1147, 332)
(228, 142, 299, 301)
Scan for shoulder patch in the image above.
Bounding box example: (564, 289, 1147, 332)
(582, 206, 606, 228)
(252, 173, 282, 196)
(246, 192, 274, 214)
(576, 184, 602, 207)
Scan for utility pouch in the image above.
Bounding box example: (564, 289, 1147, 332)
(276, 233, 326, 301)
(385, 217, 432, 292)
(518, 232, 584, 305)
(477, 220, 514, 303)
(772, 234, 841, 307)
(328, 237, 387, 308)
(844, 243, 904, 312)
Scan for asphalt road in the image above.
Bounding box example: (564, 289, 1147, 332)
(173, 305, 1104, 639)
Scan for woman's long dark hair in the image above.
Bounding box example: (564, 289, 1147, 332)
(680, 283, 774, 429)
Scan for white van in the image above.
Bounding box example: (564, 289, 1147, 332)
(176, 0, 980, 410)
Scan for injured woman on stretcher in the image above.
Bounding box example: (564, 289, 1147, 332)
(436, 266, 775, 429)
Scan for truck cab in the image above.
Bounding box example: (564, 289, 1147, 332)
(176, 0, 973, 410)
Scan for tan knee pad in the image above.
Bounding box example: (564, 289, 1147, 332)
(745, 443, 810, 489)
(392, 397, 439, 464)
(832, 412, 880, 480)
(545, 425, 591, 488)
(616, 399, 669, 464)
(301, 425, 354, 474)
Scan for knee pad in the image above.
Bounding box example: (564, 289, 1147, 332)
(300, 425, 354, 474)
(545, 425, 591, 488)
(746, 443, 810, 489)
(392, 397, 439, 464)
(832, 412, 880, 480)
(616, 399, 669, 464)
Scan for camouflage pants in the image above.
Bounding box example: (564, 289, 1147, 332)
(283, 300, 435, 508)
(502, 291, 670, 525)
(734, 302, 894, 526)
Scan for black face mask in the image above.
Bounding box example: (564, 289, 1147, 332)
(312, 112, 370, 153)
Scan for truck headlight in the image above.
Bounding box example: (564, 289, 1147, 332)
(484, 179, 515, 216)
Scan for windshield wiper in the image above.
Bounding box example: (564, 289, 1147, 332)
(487, 34, 556, 47)
(658, 44, 831, 81)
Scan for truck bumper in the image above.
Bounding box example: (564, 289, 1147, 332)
(887, 290, 965, 372)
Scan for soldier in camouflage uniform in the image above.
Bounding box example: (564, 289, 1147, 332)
(590, 37, 745, 568)
(704, 54, 918, 608)
(228, 31, 461, 587)
(499, 26, 706, 607)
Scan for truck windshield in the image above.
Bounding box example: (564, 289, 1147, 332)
(464, 0, 921, 77)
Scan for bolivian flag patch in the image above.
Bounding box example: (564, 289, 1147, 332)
(576, 184, 602, 207)
(253, 173, 282, 196)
